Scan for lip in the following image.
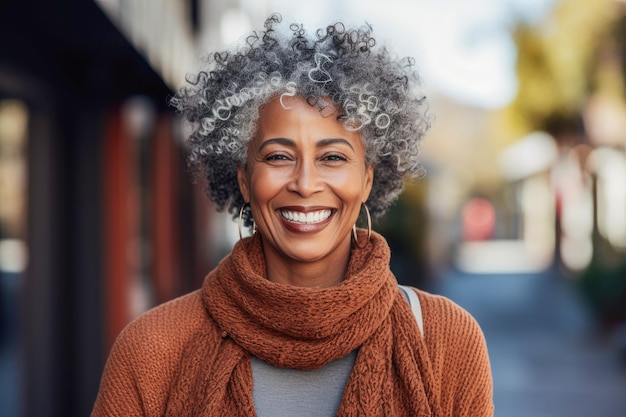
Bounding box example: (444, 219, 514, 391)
(278, 206, 335, 233)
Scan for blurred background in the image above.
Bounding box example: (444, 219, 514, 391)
(1, 0, 626, 415)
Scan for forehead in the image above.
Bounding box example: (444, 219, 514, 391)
(254, 95, 353, 138)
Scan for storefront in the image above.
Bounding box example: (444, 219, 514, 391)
(0, 1, 206, 415)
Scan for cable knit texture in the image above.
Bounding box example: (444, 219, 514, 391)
(92, 231, 493, 416)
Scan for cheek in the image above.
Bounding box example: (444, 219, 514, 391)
(248, 169, 281, 203)
(331, 168, 370, 195)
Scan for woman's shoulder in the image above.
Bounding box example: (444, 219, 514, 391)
(105, 289, 213, 377)
(407, 288, 494, 415)
(114, 289, 209, 352)
(406, 288, 487, 351)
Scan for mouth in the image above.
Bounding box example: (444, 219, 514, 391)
(279, 208, 333, 225)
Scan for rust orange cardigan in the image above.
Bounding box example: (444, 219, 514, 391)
(92, 233, 493, 416)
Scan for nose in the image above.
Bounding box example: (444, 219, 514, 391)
(287, 159, 324, 197)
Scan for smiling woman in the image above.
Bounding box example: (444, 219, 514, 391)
(92, 13, 494, 417)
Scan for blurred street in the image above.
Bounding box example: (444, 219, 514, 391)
(435, 268, 626, 417)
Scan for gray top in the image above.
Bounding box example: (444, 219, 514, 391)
(251, 351, 356, 417)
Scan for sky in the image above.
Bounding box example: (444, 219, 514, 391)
(256, 0, 559, 109)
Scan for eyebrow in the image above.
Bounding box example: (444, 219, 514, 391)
(258, 137, 355, 152)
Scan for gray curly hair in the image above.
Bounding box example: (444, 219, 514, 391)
(170, 13, 432, 227)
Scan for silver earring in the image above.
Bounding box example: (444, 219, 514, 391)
(352, 203, 371, 249)
(238, 203, 256, 240)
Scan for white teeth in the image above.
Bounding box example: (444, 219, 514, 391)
(281, 209, 332, 224)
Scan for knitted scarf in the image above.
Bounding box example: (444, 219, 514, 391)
(165, 231, 441, 416)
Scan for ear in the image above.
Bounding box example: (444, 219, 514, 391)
(362, 164, 374, 202)
(237, 163, 250, 203)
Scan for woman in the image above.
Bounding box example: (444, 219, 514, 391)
(92, 14, 493, 416)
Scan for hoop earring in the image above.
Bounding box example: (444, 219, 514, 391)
(238, 203, 256, 240)
(352, 203, 371, 249)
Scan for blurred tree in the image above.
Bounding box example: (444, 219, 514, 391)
(505, 0, 617, 140)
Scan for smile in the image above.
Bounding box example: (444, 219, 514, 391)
(280, 209, 332, 224)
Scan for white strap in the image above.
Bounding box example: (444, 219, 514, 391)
(398, 285, 424, 336)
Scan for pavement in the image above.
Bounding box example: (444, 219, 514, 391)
(434, 268, 626, 417)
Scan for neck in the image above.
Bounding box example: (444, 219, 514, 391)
(262, 238, 352, 289)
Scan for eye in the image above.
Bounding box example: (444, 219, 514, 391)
(322, 153, 348, 162)
(264, 153, 292, 162)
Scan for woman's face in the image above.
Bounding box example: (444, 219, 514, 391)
(238, 95, 373, 276)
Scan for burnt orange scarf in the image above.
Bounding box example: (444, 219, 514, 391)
(165, 231, 441, 416)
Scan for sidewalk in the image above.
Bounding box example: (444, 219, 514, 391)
(0, 271, 20, 417)
(434, 268, 626, 417)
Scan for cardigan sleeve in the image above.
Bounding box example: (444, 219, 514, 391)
(419, 291, 494, 417)
(450, 311, 494, 417)
(91, 323, 147, 417)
